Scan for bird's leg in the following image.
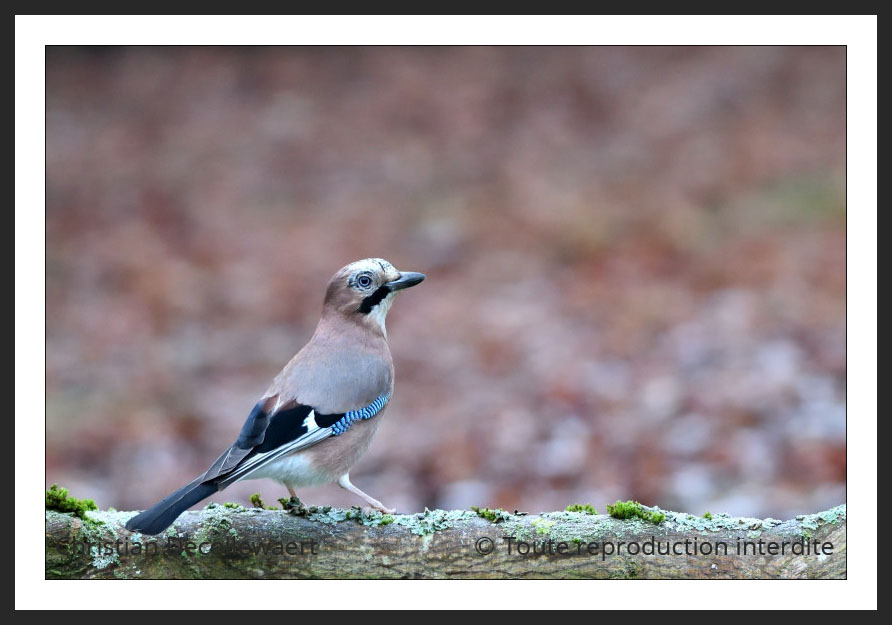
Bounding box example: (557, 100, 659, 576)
(282, 484, 307, 515)
(337, 473, 396, 514)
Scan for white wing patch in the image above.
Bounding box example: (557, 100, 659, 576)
(304, 409, 320, 433)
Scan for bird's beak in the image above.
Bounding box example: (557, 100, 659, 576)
(386, 271, 426, 291)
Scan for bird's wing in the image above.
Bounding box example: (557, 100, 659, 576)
(200, 393, 390, 490)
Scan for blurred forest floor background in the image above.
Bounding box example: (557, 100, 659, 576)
(46, 46, 845, 519)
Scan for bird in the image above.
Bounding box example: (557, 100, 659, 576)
(125, 258, 425, 535)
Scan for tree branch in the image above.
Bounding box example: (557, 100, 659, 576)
(45, 504, 846, 579)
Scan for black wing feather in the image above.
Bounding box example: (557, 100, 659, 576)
(205, 403, 319, 480)
(253, 404, 315, 453)
(235, 402, 272, 448)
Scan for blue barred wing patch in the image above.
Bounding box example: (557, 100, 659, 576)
(329, 393, 390, 436)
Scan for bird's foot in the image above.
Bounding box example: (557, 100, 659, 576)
(352, 506, 396, 521)
(281, 496, 308, 516)
(365, 503, 396, 515)
(336, 474, 395, 514)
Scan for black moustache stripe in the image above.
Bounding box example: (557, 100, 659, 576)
(358, 285, 391, 314)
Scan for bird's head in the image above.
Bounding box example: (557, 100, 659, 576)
(323, 258, 425, 334)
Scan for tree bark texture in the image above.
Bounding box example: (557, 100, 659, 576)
(45, 504, 846, 579)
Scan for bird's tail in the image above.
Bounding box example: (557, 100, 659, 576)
(125, 477, 219, 535)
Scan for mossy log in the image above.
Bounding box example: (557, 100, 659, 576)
(45, 504, 846, 579)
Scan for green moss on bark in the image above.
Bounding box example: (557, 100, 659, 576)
(606, 500, 665, 524)
(566, 503, 598, 514)
(45, 484, 98, 520)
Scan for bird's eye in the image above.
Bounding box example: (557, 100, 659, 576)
(356, 275, 373, 288)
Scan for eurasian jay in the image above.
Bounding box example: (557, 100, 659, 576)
(125, 258, 425, 535)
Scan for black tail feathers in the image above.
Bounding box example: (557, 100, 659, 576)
(125, 477, 219, 535)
